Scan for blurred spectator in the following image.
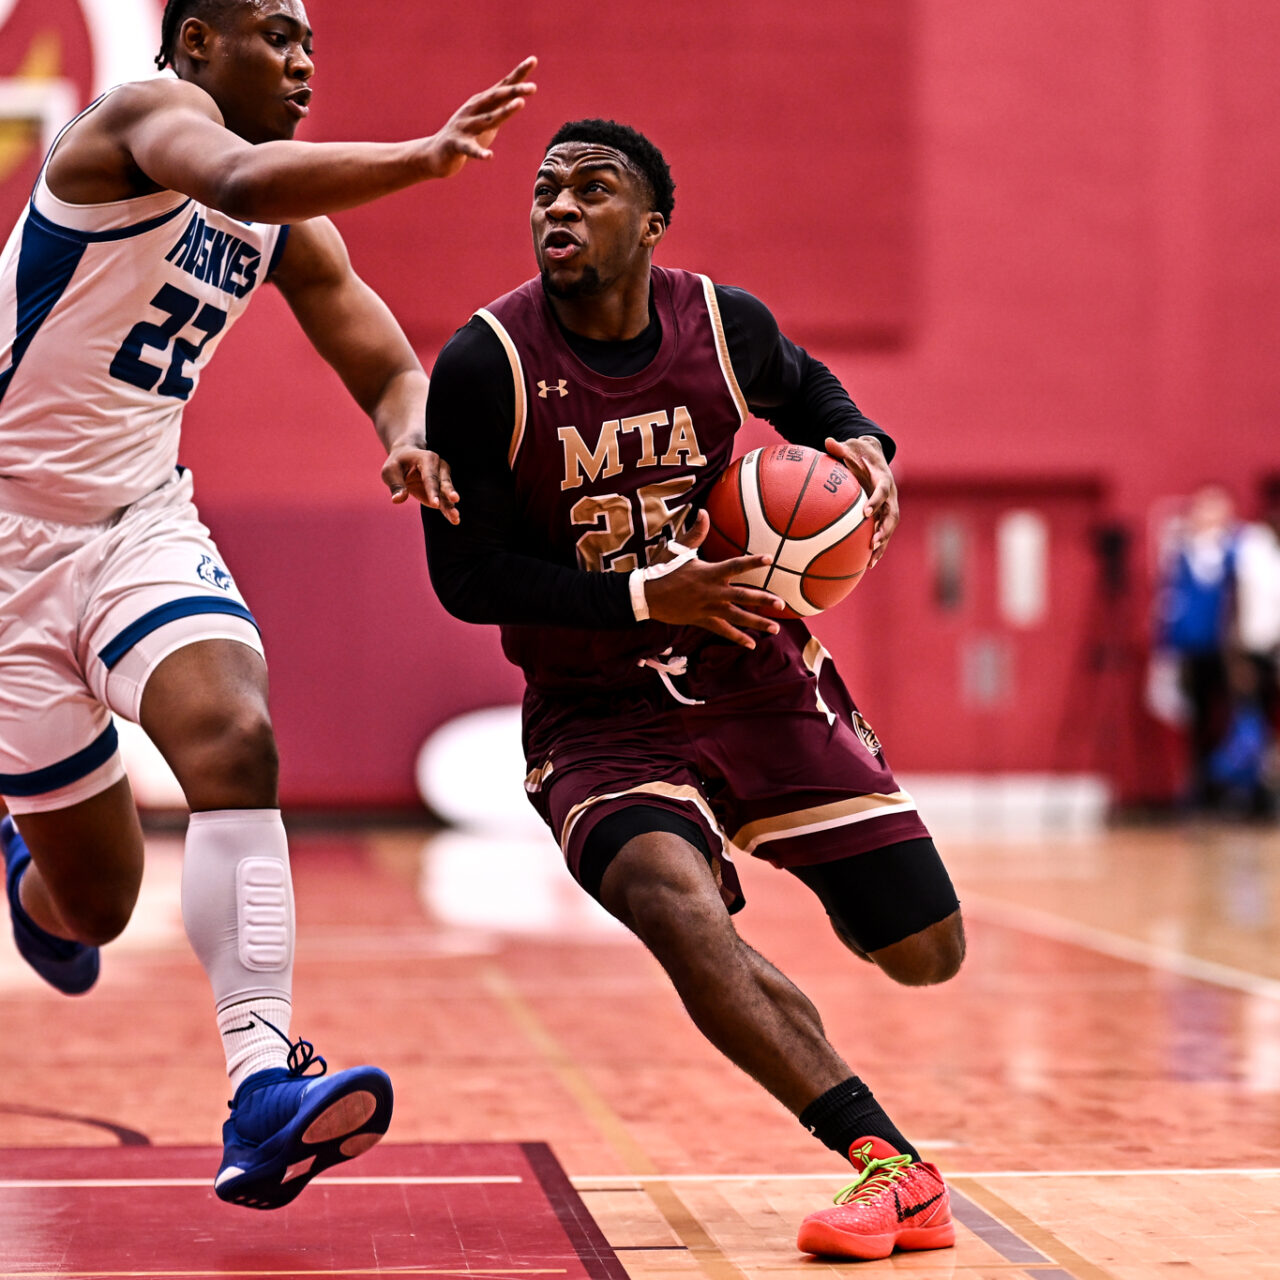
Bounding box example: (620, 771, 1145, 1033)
(1228, 483, 1280, 817)
(1154, 484, 1239, 812)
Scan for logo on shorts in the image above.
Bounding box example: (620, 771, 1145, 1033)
(197, 555, 234, 592)
(852, 709, 882, 757)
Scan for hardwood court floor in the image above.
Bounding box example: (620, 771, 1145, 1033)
(1, 819, 1278, 1278)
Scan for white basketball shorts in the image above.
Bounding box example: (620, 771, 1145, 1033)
(0, 468, 264, 814)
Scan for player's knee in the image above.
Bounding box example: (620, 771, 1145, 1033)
(55, 884, 138, 945)
(608, 855, 730, 961)
(174, 703, 279, 806)
(869, 910, 965, 987)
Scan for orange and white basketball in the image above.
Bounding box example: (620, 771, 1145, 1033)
(702, 443, 874, 618)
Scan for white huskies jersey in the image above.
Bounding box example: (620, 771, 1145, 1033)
(0, 94, 288, 523)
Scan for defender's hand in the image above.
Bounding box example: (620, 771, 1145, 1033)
(825, 435, 899, 565)
(643, 510, 785, 648)
(419, 58, 538, 180)
(384, 446, 460, 523)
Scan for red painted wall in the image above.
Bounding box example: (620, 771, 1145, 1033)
(4, 1, 1278, 805)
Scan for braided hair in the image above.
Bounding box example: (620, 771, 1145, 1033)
(154, 0, 239, 71)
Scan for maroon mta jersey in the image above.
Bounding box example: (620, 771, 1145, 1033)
(477, 267, 748, 690)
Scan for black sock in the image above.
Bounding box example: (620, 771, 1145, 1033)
(798, 1076, 921, 1164)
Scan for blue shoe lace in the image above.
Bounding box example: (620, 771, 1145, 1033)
(283, 1030, 328, 1080)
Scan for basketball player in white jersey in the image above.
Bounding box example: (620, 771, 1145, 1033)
(0, 0, 533, 1209)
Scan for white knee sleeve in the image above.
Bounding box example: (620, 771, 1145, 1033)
(182, 809, 294, 1009)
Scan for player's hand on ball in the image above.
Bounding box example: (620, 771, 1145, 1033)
(384, 445, 460, 523)
(825, 435, 899, 565)
(645, 510, 785, 649)
(420, 57, 538, 180)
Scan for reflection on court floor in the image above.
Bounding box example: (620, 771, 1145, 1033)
(2, 822, 1279, 1277)
(0, 1142, 626, 1279)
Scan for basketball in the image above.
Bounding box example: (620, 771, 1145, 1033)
(701, 444, 874, 617)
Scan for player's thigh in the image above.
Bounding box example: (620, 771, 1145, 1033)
(523, 698, 744, 915)
(698, 634, 930, 882)
(75, 473, 272, 782)
(790, 837, 963, 984)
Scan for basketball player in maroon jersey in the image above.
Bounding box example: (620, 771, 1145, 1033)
(423, 120, 962, 1260)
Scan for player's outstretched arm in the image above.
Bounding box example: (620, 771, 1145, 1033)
(119, 58, 536, 224)
(641, 510, 786, 649)
(271, 218, 432, 492)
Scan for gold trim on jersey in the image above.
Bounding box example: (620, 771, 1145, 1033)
(802, 637, 837, 726)
(700, 275, 749, 425)
(560, 780, 730, 857)
(475, 308, 529, 467)
(731, 791, 916, 854)
(524, 758, 555, 793)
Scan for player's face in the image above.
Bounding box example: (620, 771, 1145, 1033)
(200, 0, 315, 144)
(532, 144, 663, 300)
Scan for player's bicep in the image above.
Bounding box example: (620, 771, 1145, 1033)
(120, 84, 255, 208)
(425, 323, 518, 476)
(714, 285, 805, 411)
(273, 219, 421, 411)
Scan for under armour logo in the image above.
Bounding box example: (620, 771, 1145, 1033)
(537, 379, 568, 398)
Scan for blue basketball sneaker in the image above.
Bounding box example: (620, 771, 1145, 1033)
(214, 1035, 393, 1210)
(2, 816, 99, 995)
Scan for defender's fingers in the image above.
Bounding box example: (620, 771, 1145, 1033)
(436, 460, 460, 505)
(454, 138, 493, 161)
(465, 95, 531, 126)
(467, 82, 536, 117)
(502, 56, 538, 84)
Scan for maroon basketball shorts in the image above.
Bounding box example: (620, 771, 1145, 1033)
(522, 623, 931, 914)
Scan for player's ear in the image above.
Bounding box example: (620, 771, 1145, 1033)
(179, 17, 216, 68)
(642, 212, 666, 249)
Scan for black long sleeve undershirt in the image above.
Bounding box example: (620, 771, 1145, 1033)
(423, 282, 894, 629)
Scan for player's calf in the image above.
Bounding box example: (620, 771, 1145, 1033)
(2, 817, 101, 994)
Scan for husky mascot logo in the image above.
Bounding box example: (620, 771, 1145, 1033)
(197, 554, 234, 592)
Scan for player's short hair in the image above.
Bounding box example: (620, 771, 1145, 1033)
(155, 0, 242, 72)
(546, 119, 675, 226)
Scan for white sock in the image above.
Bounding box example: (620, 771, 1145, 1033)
(182, 809, 297, 1092)
(216, 996, 295, 1088)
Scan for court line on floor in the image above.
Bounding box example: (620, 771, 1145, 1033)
(481, 964, 748, 1280)
(571, 1166, 1280, 1184)
(6, 1271, 563, 1278)
(963, 892, 1280, 1000)
(0, 1175, 524, 1189)
(953, 1179, 1115, 1280)
(9, 1166, 1272, 1191)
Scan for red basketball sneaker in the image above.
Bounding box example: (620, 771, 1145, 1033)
(796, 1136, 955, 1260)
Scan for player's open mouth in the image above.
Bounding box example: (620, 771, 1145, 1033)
(285, 90, 312, 118)
(543, 230, 581, 261)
